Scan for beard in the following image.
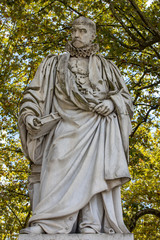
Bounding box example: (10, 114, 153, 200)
(72, 39, 85, 48)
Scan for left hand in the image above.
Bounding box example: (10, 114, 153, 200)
(93, 99, 114, 116)
(26, 116, 42, 135)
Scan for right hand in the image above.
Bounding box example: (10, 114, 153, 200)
(89, 100, 114, 116)
(93, 99, 114, 116)
(26, 116, 41, 135)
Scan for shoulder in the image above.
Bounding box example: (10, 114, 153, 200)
(97, 54, 121, 73)
(58, 52, 70, 60)
(38, 54, 58, 72)
(56, 52, 70, 67)
(96, 54, 115, 65)
(42, 53, 58, 63)
(37, 54, 58, 67)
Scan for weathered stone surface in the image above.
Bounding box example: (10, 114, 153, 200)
(18, 16, 134, 234)
(19, 234, 134, 240)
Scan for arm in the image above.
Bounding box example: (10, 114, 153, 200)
(18, 54, 57, 161)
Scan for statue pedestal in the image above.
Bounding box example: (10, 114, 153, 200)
(18, 233, 134, 240)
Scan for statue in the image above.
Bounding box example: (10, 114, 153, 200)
(18, 17, 134, 235)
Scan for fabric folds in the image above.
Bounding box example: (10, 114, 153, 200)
(18, 52, 134, 234)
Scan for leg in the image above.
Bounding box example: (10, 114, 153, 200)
(20, 212, 79, 234)
(79, 193, 103, 233)
(102, 187, 130, 233)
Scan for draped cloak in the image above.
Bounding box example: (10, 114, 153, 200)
(18, 52, 134, 233)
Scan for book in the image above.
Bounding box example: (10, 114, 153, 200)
(31, 112, 61, 139)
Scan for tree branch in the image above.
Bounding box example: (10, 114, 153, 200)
(6, 202, 23, 227)
(150, 45, 160, 59)
(22, 208, 31, 228)
(37, 1, 56, 15)
(128, 0, 160, 38)
(120, 61, 160, 75)
(115, 5, 146, 41)
(58, 0, 83, 16)
(2, 189, 28, 197)
(129, 208, 160, 232)
(2, 147, 22, 153)
(130, 104, 159, 137)
(108, 1, 142, 45)
(108, 1, 160, 51)
(137, 80, 160, 91)
(133, 91, 141, 105)
(128, 11, 155, 35)
(111, 34, 139, 50)
(0, 170, 30, 173)
(133, 71, 147, 88)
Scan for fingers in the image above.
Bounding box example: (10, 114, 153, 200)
(33, 117, 41, 126)
(26, 125, 40, 134)
(94, 105, 113, 116)
(94, 103, 103, 111)
(90, 101, 113, 116)
(89, 103, 96, 111)
(26, 116, 42, 135)
(26, 120, 41, 133)
(103, 109, 111, 116)
(26, 124, 41, 135)
(27, 122, 40, 130)
(94, 103, 109, 115)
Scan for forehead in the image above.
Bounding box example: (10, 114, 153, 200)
(72, 24, 90, 31)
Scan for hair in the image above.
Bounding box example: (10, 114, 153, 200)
(72, 17, 96, 35)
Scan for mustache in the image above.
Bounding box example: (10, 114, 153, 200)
(72, 39, 83, 43)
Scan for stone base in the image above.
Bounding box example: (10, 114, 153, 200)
(19, 233, 134, 240)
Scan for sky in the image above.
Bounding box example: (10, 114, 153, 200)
(146, 0, 154, 6)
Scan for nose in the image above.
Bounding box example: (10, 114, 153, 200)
(75, 30, 80, 38)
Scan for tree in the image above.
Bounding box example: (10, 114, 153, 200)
(122, 129, 160, 239)
(0, 0, 159, 239)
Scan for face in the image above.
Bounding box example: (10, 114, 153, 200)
(71, 24, 95, 48)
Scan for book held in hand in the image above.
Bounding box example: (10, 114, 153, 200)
(31, 112, 61, 139)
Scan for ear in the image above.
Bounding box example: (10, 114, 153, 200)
(91, 33, 96, 41)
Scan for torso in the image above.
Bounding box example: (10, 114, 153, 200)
(68, 57, 92, 94)
(68, 56, 108, 101)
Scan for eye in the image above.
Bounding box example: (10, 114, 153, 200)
(80, 29, 87, 33)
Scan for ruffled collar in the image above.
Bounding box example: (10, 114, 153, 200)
(65, 42, 99, 58)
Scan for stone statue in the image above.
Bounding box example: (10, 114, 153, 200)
(18, 17, 134, 235)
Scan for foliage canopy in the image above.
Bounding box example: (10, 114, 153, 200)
(0, 0, 160, 239)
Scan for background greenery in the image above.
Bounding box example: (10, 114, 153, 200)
(0, 0, 160, 239)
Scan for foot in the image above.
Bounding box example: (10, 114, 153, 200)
(20, 225, 44, 234)
(104, 227, 115, 234)
(81, 227, 97, 234)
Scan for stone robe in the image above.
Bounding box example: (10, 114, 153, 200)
(18, 52, 133, 234)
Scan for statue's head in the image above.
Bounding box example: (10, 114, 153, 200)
(71, 16, 96, 48)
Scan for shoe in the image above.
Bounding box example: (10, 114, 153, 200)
(81, 227, 97, 234)
(104, 227, 115, 234)
(20, 225, 44, 234)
